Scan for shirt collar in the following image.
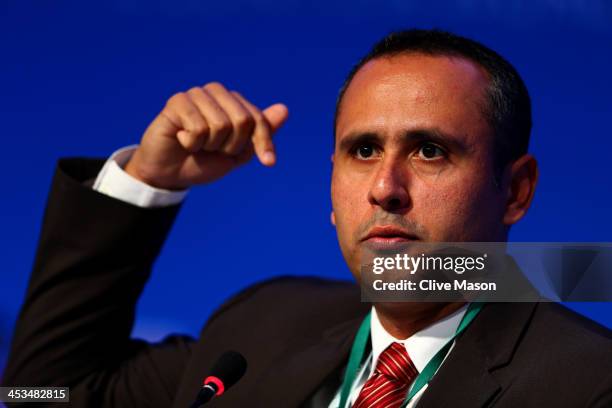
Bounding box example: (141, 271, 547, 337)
(369, 304, 468, 374)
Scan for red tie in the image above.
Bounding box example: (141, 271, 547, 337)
(352, 342, 418, 408)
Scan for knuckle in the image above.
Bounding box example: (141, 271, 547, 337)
(251, 111, 265, 125)
(209, 119, 232, 136)
(203, 81, 225, 92)
(166, 92, 185, 106)
(234, 113, 254, 132)
(190, 121, 208, 135)
(159, 106, 174, 120)
(187, 87, 202, 97)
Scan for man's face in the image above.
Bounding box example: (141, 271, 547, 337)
(331, 53, 508, 278)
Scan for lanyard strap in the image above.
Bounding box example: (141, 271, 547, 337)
(338, 302, 484, 408)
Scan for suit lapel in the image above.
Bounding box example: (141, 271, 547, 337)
(417, 302, 537, 408)
(415, 329, 500, 407)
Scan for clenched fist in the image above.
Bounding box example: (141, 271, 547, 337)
(124, 82, 289, 190)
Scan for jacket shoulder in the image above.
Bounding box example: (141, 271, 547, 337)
(530, 302, 611, 352)
(205, 275, 363, 331)
(493, 303, 612, 405)
(197, 275, 367, 351)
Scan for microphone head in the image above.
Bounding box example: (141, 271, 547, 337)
(205, 351, 247, 391)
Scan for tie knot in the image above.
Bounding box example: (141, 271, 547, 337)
(375, 342, 418, 383)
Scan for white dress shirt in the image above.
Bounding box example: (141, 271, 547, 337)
(93, 145, 188, 207)
(328, 305, 467, 408)
(93, 146, 468, 407)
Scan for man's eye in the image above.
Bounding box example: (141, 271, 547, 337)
(353, 144, 378, 160)
(417, 143, 445, 160)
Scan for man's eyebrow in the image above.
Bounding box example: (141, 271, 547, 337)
(337, 132, 383, 152)
(405, 128, 470, 153)
(337, 128, 470, 153)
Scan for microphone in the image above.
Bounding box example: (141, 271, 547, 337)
(189, 350, 247, 408)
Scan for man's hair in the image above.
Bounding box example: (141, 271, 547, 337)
(334, 29, 532, 176)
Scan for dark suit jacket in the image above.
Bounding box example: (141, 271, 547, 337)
(3, 158, 612, 407)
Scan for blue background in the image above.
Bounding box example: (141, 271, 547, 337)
(1, 1, 611, 372)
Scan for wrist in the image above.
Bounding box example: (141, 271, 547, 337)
(123, 152, 185, 191)
(123, 152, 152, 185)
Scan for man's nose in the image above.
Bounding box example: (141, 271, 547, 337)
(367, 157, 411, 213)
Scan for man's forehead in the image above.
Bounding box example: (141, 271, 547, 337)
(335, 53, 491, 142)
(344, 52, 490, 103)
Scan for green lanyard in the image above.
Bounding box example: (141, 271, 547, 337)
(338, 302, 484, 408)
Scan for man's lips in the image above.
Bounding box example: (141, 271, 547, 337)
(361, 226, 419, 243)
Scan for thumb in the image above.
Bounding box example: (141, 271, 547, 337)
(263, 103, 289, 133)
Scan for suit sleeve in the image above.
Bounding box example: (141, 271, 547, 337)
(2, 157, 195, 407)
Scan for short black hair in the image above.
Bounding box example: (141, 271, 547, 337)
(334, 29, 532, 175)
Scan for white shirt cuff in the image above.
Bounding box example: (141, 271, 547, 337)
(92, 145, 188, 208)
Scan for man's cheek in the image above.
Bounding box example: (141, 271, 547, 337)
(413, 184, 475, 238)
(413, 184, 457, 215)
(333, 180, 365, 220)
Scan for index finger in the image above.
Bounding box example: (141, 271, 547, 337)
(231, 91, 276, 167)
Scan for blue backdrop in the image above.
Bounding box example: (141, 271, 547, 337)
(1, 1, 611, 372)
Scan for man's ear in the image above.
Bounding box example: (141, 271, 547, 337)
(503, 154, 539, 226)
(330, 152, 336, 226)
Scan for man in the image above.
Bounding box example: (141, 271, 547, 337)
(3, 29, 611, 407)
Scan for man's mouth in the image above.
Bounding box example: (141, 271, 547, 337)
(361, 225, 420, 245)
